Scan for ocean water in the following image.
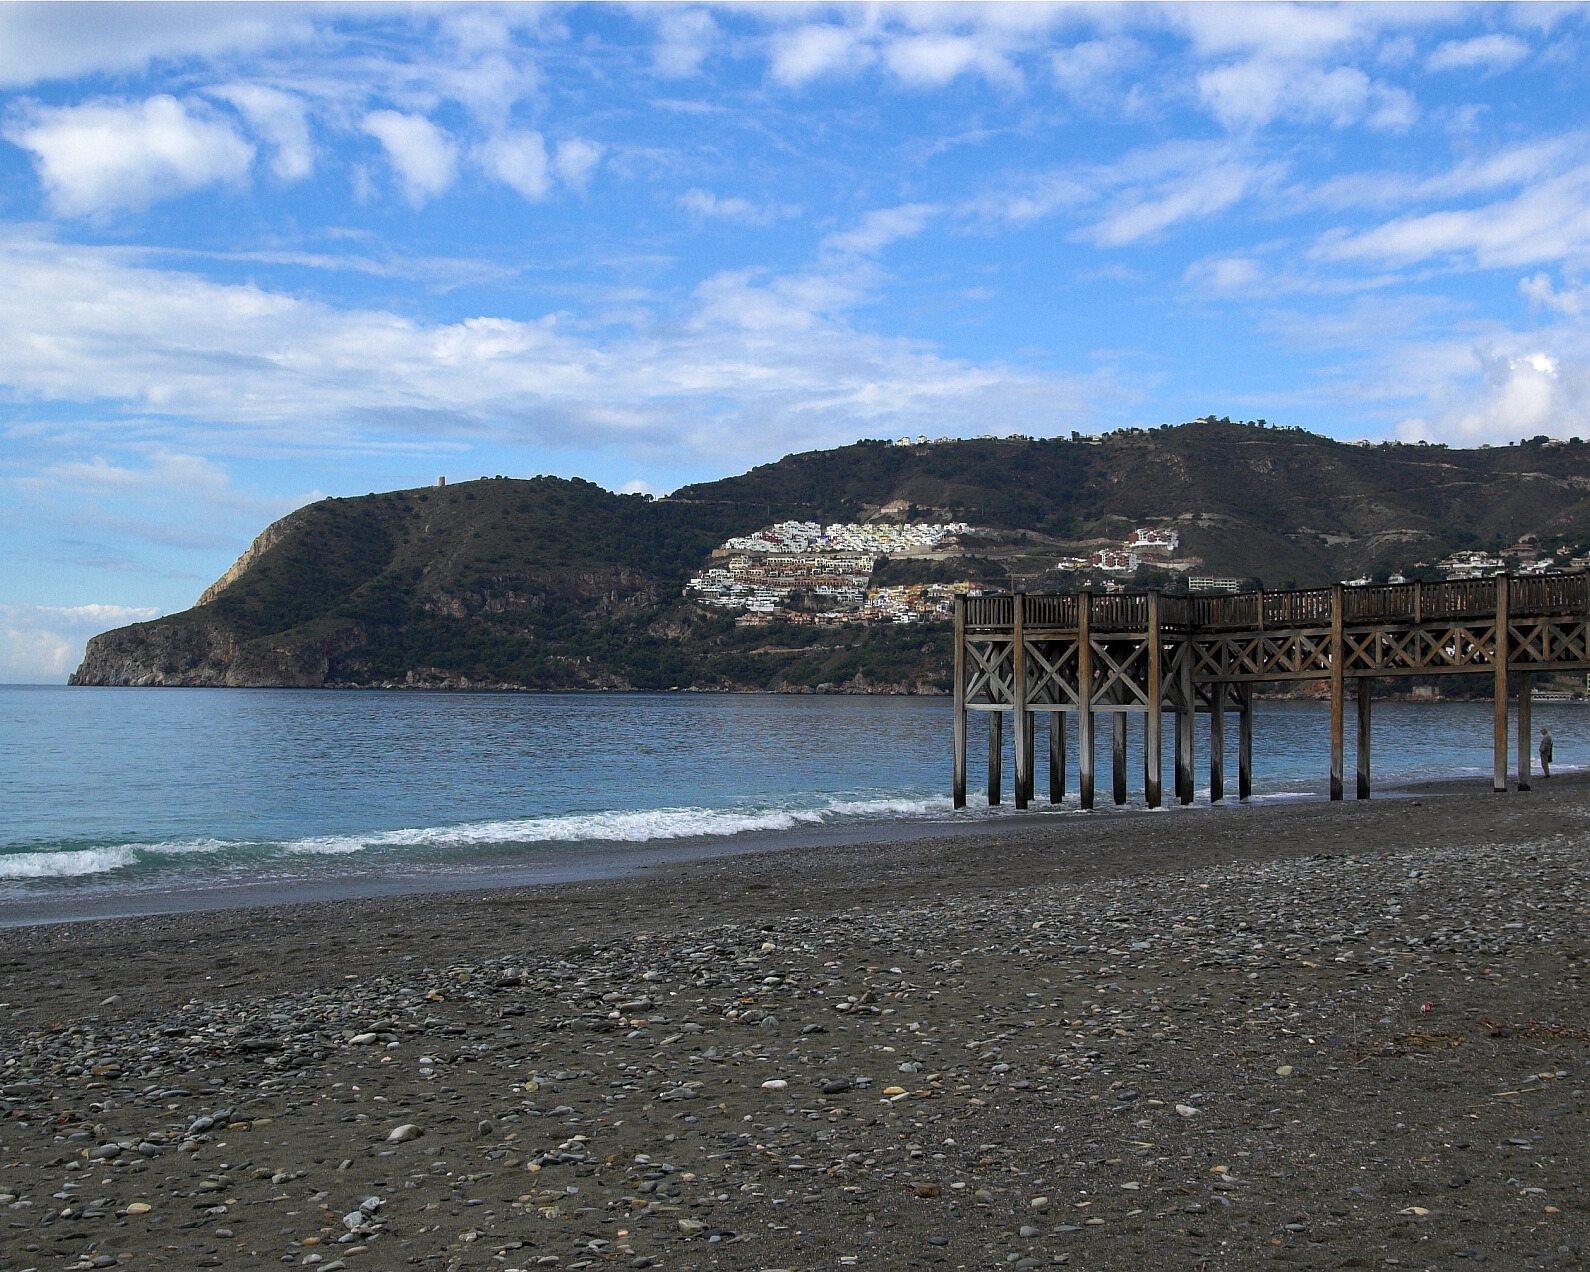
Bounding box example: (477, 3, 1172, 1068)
(1, 686, 1584, 918)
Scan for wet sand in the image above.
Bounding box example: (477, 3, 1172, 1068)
(1, 785, 1586, 1271)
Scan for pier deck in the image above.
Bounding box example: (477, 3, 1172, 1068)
(952, 573, 1590, 809)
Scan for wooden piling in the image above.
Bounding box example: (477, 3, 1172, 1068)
(1078, 592, 1095, 810)
(1049, 710, 1065, 804)
(1112, 712, 1127, 806)
(1517, 671, 1532, 792)
(952, 596, 966, 810)
(1356, 676, 1372, 800)
(1329, 583, 1345, 801)
(1176, 646, 1194, 805)
(1494, 575, 1509, 793)
(1238, 682, 1253, 801)
(987, 710, 1002, 806)
(1209, 687, 1225, 803)
(1145, 591, 1163, 809)
(1013, 594, 1028, 809)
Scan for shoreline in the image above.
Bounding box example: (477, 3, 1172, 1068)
(5, 768, 1589, 930)
(1, 781, 1585, 1269)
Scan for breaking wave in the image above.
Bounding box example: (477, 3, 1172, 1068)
(0, 795, 955, 881)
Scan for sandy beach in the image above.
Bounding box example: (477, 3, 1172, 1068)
(2, 785, 1586, 1272)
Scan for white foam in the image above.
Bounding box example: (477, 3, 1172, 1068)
(282, 794, 954, 856)
(0, 846, 139, 879)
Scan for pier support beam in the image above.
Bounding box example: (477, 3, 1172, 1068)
(1518, 671, 1532, 792)
(987, 711, 1002, 806)
(1356, 676, 1372, 800)
(1145, 592, 1163, 809)
(1049, 711, 1065, 804)
(1494, 575, 1510, 793)
(952, 597, 966, 809)
(1013, 594, 1029, 810)
(1113, 713, 1127, 806)
(1078, 593, 1095, 810)
(1238, 683, 1253, 801)
(1329, 583, 1345, 801)
(1209, 688, 1226, 803)
(1176, 648, 1194, 806)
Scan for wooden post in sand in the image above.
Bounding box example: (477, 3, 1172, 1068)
(1013, 593, 1029, 810)
(1078, 592, 1095, 810)
(1356, 676, 1372, 800)
(1112, 712, 1127, 806)
(1329, 583, 1345, 801)
(1049, 711, 1065, 804)
(1493, 575, 1510, 794)
(1145, 591, 1162, 808)
(1238, 682, 1253, 801)
(952, 596, 967, 809)
(988, 711, 1002, 805)
(1517, 671, 1532, 792)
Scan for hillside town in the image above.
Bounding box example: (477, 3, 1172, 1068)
(688, 521, 976, 623)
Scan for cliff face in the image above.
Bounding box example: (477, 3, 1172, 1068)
(68, 423, 1590, 691)
(70, 619, 366, 688)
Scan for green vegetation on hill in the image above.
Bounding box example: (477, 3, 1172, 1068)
(70, 421, 1590, 690)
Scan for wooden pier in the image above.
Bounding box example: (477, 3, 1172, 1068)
(952, 573, 1590, 809)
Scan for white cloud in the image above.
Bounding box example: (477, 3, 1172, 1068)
(1313, 163, 1590, 269)
(0, 231, 1097, 470)
(6, 96, 254, 215)
(479, 129, 550, 200)
(679, 188, 794, 225)
(1427, 33, 1531, 73)
(821, 204, 937, 257)
(1050, 38, 1139, 98)
(362, 110, 457, 206)
(0, 5, 308, 88)
(211, 83, 312, 180)
(768, 24, 875, 86)
(0, 602, 162, 683)
(1521, 272, 1588, 317)
(1197, 61, 1415, 132)
(552, 137, 602, 191)
(883, 34, 1019, 90)
(1395, 345, 1590, 446)
(654, 9, 716, 78)
(1083, 145, 1282, 247)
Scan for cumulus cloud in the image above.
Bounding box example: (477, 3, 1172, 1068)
(821, 204, 937, 257)
(1426, 33, 1530, 73)
(1521, 272, 1588, 317)
(654, 8, 716, 78)
(883, 34, 1019, 90)
(211, 83, 312, 180)
(1395, 345, 1590, 447)
(768, 24, 876, 86)
(479, 129, 550, 200)
(1197, 60, 1415, 132)
(362, 110, 457, 206)
(0, 602, 162, 683)
(552, 137, 602, 191)
(6, 96, 254, 215)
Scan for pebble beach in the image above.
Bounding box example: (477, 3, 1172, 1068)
(1, 786, 1586, 1271)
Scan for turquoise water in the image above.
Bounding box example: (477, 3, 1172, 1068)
(1, 687, 1583, 913)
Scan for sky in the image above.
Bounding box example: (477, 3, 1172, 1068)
(3, 2, 1590, 681)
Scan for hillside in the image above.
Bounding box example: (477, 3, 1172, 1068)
(70, 421, 1590, 691)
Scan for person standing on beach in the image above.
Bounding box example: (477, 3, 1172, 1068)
(1540, 726, 1553, 778)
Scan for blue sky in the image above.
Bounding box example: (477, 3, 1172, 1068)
(3, 2, 1589, 680)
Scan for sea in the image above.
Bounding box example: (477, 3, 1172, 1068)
(2, 686, 1584, 924)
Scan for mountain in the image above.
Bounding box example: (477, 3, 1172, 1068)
(70, 420, 1590, 691)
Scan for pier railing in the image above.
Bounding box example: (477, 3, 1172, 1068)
(964, 573, 1589, 633)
